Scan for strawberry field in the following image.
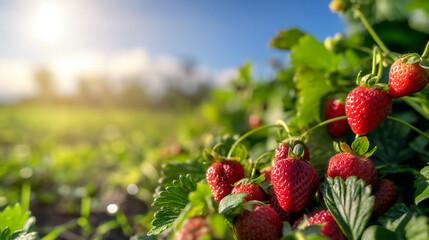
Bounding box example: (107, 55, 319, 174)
(1, 0, 429, 240)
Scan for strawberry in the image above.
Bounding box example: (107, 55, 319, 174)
(206, 160, 245, 203)
(325, 98, 350, 138)
(269, 194, 295, 222)
(234, 204, 282, 240)
(272, 157, 319, 212)
(293, 209, 346, 240)
(261, 166, 273, 182)
(389, 57, 429, 98)
(274, 141, 310, 163)
(175, 216, 211, 240)
(345, 86, 392, 135)
(249, 114, 262, 129)
(327, 152, 377, 186)
(327, 137, 378, 187)
(372, 178, 397, 217)
(231, 182, 266, 202)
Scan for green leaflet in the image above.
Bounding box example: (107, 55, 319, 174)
(293, 68, 335, 128)
(148, 174, 197, 235)
(270, 28, 307, 50)
(361, 226, 404, 240)
(323, 176, 374, 240)
(0, 203, 36, 240)
(290, 35, 341, 72)
(414, 166, 429, 205)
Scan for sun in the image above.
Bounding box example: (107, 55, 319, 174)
(34, 3, 64, 43)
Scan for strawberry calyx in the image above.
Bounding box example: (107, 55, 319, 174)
(233, 174, 265, 187)
(333, 136, 377, 157)
(242, 200, 268, 212)
(288, 142, 306, 160)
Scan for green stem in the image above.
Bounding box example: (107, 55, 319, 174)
(275, 120, 292, 138)
(387, 116, 429, 140)
(227, 124, 279, 159)
(376, 47, 383, 77)
(250, 152, 274, 179)
(371, 46, 377, 76)
(299, 116, 348, 140)
(354, 8, 390, 54)
(422, 40, 429, 59)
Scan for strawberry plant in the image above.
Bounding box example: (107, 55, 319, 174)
(141, 0, 429, 239)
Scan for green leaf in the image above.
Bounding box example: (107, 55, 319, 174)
(251, 175, 265, 184)
(407, 0, 429, 17)
(159, 159, 206, 188)
(351, 137, 370, 155)
(377, 203, 424, 235)
(323, 176, 375, 240)
(130, 235, 156, 240)
(290, 35, 341, 72)
(0, 204, 31, 234)
(420, 59, 429, 69)
(282, 222, 293, 236)
(415, 166, 429, 205)
(270, 28, 307, 50)
(218, 193, 247, 215)
(404, 216, 429, 240)
(361, 226, 404, 240)
(292, 144, 304, 158)
(293, 68, 335, 127)
(148, 174, 197, 235)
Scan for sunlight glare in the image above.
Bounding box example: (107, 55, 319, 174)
(34, 3, 64, 42)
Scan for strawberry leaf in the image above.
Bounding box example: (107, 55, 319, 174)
(420, 59, 429, 69)
(404, 215, 429, 240)
(251, 175, 265, 184)
(270, 28, 307, 50)
(290, 35, 341, 72)
(148, 174, 197, 235)
(292, 68, 335, 128)
(351, 136, 370, 156)
(377, 203, 424, 236)
(323, 176, 374, 240)
(414, 166, 429, 205)
(361, 226, 404, 240)
(218, 193, 248, 215)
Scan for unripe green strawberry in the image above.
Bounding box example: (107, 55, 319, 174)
(389, 57, 429, 98)
(372, 178, 397, 217)
(272, 157, 319, 212)
(231, 182, 266, 202)
(327, 152, 377, 186)
(325, 98, 350, 138)
(206, 160, 244, 203)
(345, 86, 392, 135)
(175, 216, 211, 240)
(234, 204, 282, 240)
(274, 141, 310, 163)
(293, 209, 346, 240)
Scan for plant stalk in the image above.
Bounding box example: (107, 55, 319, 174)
(387, 116, 429, 140)
(300, 116, 348, 140)
(354, 8, 390, 54)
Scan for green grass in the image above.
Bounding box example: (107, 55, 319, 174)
(0, 104, 181, 208)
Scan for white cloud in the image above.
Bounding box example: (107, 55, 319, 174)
(0, 48, 238, 101)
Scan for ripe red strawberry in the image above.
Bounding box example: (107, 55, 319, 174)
(261, 166, 273, 182)
(269, 194, 295, 222)
(271, 157, 319, 212)
(231, 183, 266, 202)
(372, 178, 397, 217)
(327, 152, 377, 186)
(293, 209, 346, 240)
(345, 86, 392, 135)
(234, 204, 282, 240)
(206, 160, 245, 203)
(175, 216, 211, 240)
(389, 57, 429, 98)
(274, 141, 310, 163)
(325, 98, 350, 138)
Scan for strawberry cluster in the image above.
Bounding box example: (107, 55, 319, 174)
(174, 55, 427, 240)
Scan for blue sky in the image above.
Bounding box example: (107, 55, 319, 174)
(0, 0, 346, 98)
